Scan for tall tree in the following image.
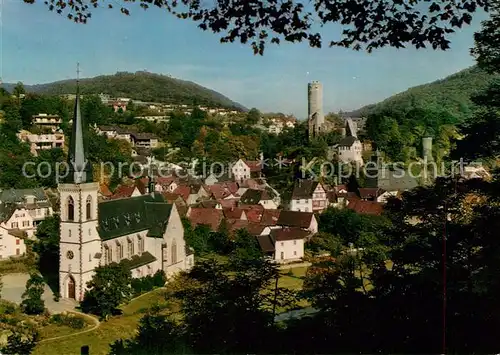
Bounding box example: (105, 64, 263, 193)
(21, 274, 46, 315)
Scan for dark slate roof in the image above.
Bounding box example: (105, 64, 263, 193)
(0, 204, 17, 223)
(0, 188, 47, 203)
(240, 189, 264, 204)
(271, 227, 310, 241)
(277, 211, 314, 229)
(292, 180, 317, 199)
(98, 193, 173, 240)
(121, 252, 157, 270)
(338, 136, 358, 147)
(257, 235, 275, 253)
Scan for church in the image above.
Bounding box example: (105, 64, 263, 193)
(58, 84, 194, 301)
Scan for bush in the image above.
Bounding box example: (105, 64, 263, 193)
(131, 270, 167, 297)
(0, 299, 18, 315)
(53, 291, 60, 302)
(50, 313, 86, 329)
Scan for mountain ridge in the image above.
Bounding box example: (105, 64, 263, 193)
(344, 66, 496, 119)
(1, 71, 247, 111)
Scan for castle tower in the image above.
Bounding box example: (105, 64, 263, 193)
(307, 81, 324, 138)
(59, 65, 101, 301)
(422, 137, 433, 162)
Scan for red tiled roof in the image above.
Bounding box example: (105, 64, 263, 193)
(162, 192, 181, 203)
(226, 219, 249, 234)
(135, 177, 149, 195)
(188, 208, 224, 231)
(99, 183, 113, 197)
(156, 176, 176, 187)
(239, 204, 264, 223)
(209, 184, 233, 200)
(245, 160, 262, 173)
(271, 227, 310, 241)
(334, 185, 347, 193)
(246, 222, 267, 236)
(260, 209, 281, 226)
(223, 207, 245, 220)
(219, 199, 239, 209)
(173, 185, 191, 202)
(110, 184, 137, 200)
(346, 200, 384, 215)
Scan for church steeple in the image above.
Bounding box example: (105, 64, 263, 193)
(67, 63, 92, 184)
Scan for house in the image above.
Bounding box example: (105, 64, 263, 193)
(260, 209, 281, 226)
(358, 188, 385, 201)
(231, 159, 262, 181)
(239, 189, 278, 210)
(0, 226, 27, 259)
(290, 180, 328, 213)
(110, 184, 143, 200)
(239, 204, 265, 223)
(59, 87, 194, 302)
(131, 132, 159, 149)
(17, 131, 65, 156)
(0, 188, 54, 233)
(346, 200, 384, 216)
(257, 227, 309, 263)
(187, 208, 224, 232)
(328, 118, 363, 164)
(223, 207, 247, 221)
(277, 211, 318, 234)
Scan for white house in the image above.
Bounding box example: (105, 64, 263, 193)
(257, 227, 309, 263)
(17, 131, 65, 156)
(290, 180, 328, 213)
(0, 226, 26, 259)
(231, 159, 262, 181)
(59, 88, 194, 302)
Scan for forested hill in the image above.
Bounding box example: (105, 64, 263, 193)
(2, 71, 247, 110)
(346, 66, 496, 120)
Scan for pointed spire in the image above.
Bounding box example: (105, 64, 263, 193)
(67, 63, 92, 184)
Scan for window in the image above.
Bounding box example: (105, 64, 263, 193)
(293, 240, 297, 245)
(86, 195, 92, 220)
(16, 239, 20, 245)
(305, 199, 309, 203)
(138, 236, 144, 254)
(22, 221, 30, 227)
(67, 196, 74, 221)
(280, 252, 284, 260)
(171, 242, 177, 264)
(89, 253, 91, 262)
(116, 242, 123, 261)
(11, 222, 18, 228)
(104, 245, 112, 264)
(128, 239, 134, 257)
(16, 248, 20, 255)
(294, 251, 297, 256)
(280, 242, 284, 247)
(88, 228, 91, 236)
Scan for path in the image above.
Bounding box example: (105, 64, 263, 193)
(0, 273, 77, 314)
(38, 311, 100, 343)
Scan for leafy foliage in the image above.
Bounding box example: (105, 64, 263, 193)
(20, 274, 46, 315)
(80, 263, 133, 319)
(26, 0, 489, 55)
(130, 270, 167, 297)
(0, 329, 39, 355)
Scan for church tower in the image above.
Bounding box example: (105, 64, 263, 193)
(59, 65, 101, 301)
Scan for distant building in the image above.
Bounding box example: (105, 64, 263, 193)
(289, 180, 328, 213)
(17, 131, 65, 156)
(329, 118, 363, 164)
(231, 159, 263, 182)
(96, 125, 159, 149)
(32, 113, 62, 131)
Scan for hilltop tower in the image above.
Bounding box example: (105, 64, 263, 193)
(422, 137, 433, 162)
(307, 81, 324, 138)
(59, 65, 101, 301)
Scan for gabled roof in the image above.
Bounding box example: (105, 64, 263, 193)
(239, 204, 264, 223)
(257, 235, 275, 253)
(98, 193, 173, 240)
(121, 251, 157, 270)
(292, 180, 317, 199)
(245, 160, 262, 173)
(338, 136, 358, 147)
(246, 222, 268, 236)
(358, 188, 385, 200)
(260, 209, 281, 226)
(0, 188, 47, 204)
(99, 184, 113, 197)
(271, 227, 310, 241)
(188, 208, 224, 231)
(277, 211, 314, 229)
(110, 184, 138, 200)
(173, 185, 191, 202)
(226, 219, 249, 234)
(223, 207, 245, 220)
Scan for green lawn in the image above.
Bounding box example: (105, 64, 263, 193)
(33, 289, 169, 355)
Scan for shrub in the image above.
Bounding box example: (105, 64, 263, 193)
(50, 313, 86, 329)
(131, 271, 167, 297)
(0, 299, 18, 315)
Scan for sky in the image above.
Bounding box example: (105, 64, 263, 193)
(0, 0, 490, 118)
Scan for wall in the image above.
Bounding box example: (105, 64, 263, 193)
(290, 199, 313, 212)
(274, 238, 304, 263)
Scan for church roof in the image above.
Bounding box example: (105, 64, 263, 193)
(338, 136, 358, 147)
(121, 251, 157, 270)
(97, 193, 173, 240)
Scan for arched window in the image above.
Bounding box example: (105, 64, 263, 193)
(86, 195, 92, 220)
(104, 245, 112, 264)
(171, 242, 177, 264)
(67, 196, 74, 221)
(127, 238, 134, 257)
(116, 242, 123, 261)
(138, 235, 144, 254)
